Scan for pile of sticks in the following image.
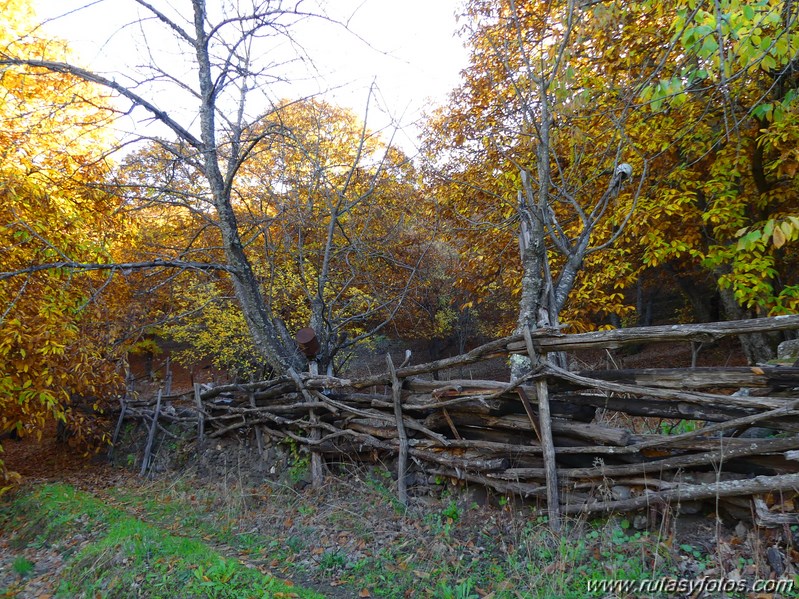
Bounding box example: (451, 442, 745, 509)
(121, 315, 799, 527)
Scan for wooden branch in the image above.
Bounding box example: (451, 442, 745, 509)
(108, 398, 127, 460)
(140, 389, 162, 477)
(633, 399, 799, 451)
(249, 391, 264, 455)
(558, 391, 758, 422)
(509, 315, 799, 354)
(580, 367, 799, 390)
(545, 364, 788, 410)
(288, 367, 324, 487)
(200, 378, 294, 400)
(524, 325, 561, 532)
(493, 435, 799, 481)
(320, 395, 450, 446)
(430, 468, 548, 499)
(516, 387, 541, 442)
(0, 258, 234, 281)
(423, 412, 631, 446)
(560, 472, 799, 516)
(387, 354, 409, 507)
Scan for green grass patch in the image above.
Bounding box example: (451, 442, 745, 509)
(0, 483, 322, 598)
(11, 556, 35, 577)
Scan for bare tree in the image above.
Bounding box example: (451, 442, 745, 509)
(442, 0, 652, 374)
(1, 0, 429, 376)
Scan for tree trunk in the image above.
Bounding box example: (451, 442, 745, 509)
(192, 0, 300, 375)
(718, 285, 774, 364)
(514, 176, 547, 378)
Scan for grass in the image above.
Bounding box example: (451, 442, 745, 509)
(0, 483, 323, 598)
(11, 556, 34, 577)
(3, 467, 798, 598)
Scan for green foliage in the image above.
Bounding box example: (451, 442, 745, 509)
(660, 419, 699, 435)
(434, 577, 480, 599)
(164, 280, 262, 379)
(281, 438, 311, 485)
(0, 483, 323, 599)
(11, 556, 34, 577)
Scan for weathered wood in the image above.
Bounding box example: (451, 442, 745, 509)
(140, 389, 162, 477)
(537, 376, 562, 529)
(579, 367, 799, 390)
(557, 391, 757, 422)
(413, 438, 543, 455)
(387, 354, 409, 507)
(430, 468, 548, 499)
(405, 378, 515, 393)
(492, 435, 799, 481)
(423, 412, 631, 446)
(441, 408, 462, 440)
(508, 315, 799, 354)
(200, 377, 294, 400)
(546, 364, 788, 410)
(343, 333, 554, 388)
(410, 449, 509, 473)
(108, 397, 128, 460)
(249, 391, 264, 455)
(320, 394, 450, 445)
(345, 419, 399, 439)
(302, 316, 799, 390)
(523, 325, 562, 532)
(753, 496, 799, 526)
(633, 399, 799, 450)
(125, 316, 799, 517)
(164, 356, 172, 396)
(288, 367, 324, 488)
(517, 387, 541, 442)
(560, 472, 799, 516)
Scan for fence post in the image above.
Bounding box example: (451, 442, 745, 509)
(288, 367, 324, 487)
(140, 388, 162, 477)
(194, 383, 205, 469)
(387, 354, 409, 507)
(524, 325, 561, 532)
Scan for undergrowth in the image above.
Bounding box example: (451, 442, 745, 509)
(0, 483, 322, 598)
(3, 469, 798, 598)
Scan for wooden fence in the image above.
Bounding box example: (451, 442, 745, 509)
(119, 315, 799, 528)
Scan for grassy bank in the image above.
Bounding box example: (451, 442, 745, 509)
(2, 473, 797, 598)
(0, 483, 322, 598)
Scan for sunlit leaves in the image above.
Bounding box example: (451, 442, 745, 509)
(125, 98, 431, 373)
(0, 0, 132, 467)
(737, 216, 799, 250)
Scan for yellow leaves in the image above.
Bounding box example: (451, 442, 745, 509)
(773, 224, 787, 248)
(0, 4, 129, 457)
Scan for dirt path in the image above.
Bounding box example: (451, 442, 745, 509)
(0, 429, 130, 598)
(0, 431, 352, 599)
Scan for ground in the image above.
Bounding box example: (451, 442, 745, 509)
(1, 338, 797, 597)
(2, 421, 798, 598)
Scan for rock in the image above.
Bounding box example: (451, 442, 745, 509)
(633, 513, 648, 530)
(677, 500, 703, 515)
(777, 339, 799, 361)
(767, 545, 785, 576)
(734, 520, 748, 539)
(610, 485, 631, 500)
(736, 426, 775, 438)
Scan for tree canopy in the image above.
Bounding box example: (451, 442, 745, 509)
(422, 0, 799, 362)
(2, 0, 799, 486)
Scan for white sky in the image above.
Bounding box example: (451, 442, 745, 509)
(31, 0, 470, 156)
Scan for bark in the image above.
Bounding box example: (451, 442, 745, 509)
(560, 473, 799, 516)
(191, 0, 301, 374)
(717, 283, 775, 364)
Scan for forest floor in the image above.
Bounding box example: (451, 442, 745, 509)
(1, 423, 798, 598)
(1, 338, 798, 597)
